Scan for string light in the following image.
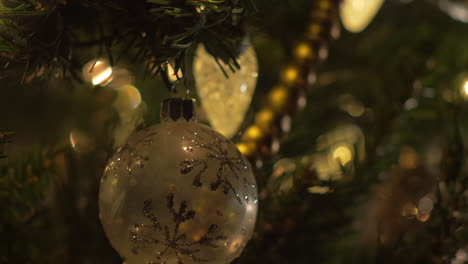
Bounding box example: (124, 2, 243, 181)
(307, 186, 332, 194)
(340, 0, 384, 33)
(462, 79, 468, 97)
(167, 63, 183, 83)
(114, 85, 142, 110)
(338, 94, 365, 117)
(194, 42, 258, 138)
(332, 145, 353, 166)
(82, 60, 113, 86)
(401, 202, 418, 217)
(312, 125, 365, 181)
(439, 0, 468, 23)
(69, 130, 93, 153)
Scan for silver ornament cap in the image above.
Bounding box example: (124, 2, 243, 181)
(160, 98, 197, 122)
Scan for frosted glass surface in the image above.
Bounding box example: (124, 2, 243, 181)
(99, 120, 258, 264)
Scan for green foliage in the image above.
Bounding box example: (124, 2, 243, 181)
(0, 144, 58, 263)
(0, 0, 257, 87)
(238, 1, 468, 264)
(0, 145, 53, 226)
(1, 0, 468, 263)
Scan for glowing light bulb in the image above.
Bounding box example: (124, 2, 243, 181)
(401, 202, 418, 217)
(313, 125, 365, 181)
(452, 248, 468, 264)
(114, 85, 142, 110)
(194, 42, 258, 138)
(439, 0, 468, 23)
(340, 0, 384, 33)
(332, 145, 353, 166)
(462, 79, 468, 97)
(82, 60, 113, 86)
(69, 130, 93, 153)
(307, 186, 332, 194)
(167, 63, 183, 83)
(107, 68, 134, 91)
(69, 132, 78, 149)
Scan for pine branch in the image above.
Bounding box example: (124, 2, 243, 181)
(0, 0, 256, 89)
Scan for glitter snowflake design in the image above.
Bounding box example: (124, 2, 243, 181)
(130, 193, 227, 264)
(179, 128, 252, 205)
(113, 127, 157, 176)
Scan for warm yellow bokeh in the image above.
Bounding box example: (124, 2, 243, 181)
(294, 42, 315, 60)
(242, 125, 263, 142)
(255, 109, 275, 130)
(236, 142, 257, 157)
(462, 79, 468, 98)
(194, 43, 258, 138)
(307, 186, 332, 194)
(332, 145, 353, 166)
(281, 65, 300, 85)
(340, 0, 384, 33)
(312, 125, 365, 181)
(115, 85, 142, 110)
(307, 23, 322, 39)
(69, 130, 93, 153)
(269, 85, 290, 112)
(398, 146, 419, 169)
(82, 60, 113, 86)
(167, 63, 183, 83)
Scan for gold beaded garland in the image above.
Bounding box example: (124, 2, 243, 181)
(280, 64, 302, 86)
(236, 0, 339, 160)
(237, 142, 257, 156)
(294, 41, 316, 62)
(242, 125, 264, 142)
(307, 23, 324, 40)
(318, 0, 332, 11)
(255, 109, 275, 131)
(268, 85, 290, 112)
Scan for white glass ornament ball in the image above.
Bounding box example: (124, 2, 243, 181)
(99, 98, 258, 264)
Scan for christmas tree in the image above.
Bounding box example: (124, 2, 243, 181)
(1, 0, 468, 263)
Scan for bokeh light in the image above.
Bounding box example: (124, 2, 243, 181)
(82, 60, 113, 86)
(340, 0, 384, 33)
